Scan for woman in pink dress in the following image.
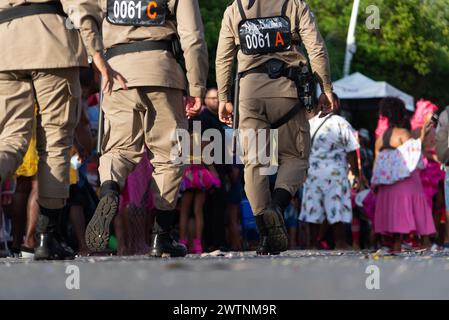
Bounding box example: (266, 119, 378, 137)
(410, 99, 445, 222)
(372, 97, 436, 252)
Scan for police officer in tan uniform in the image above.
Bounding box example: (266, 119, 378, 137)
(0, 0, 123, 260)
(216, 0, 338, 254)
(85, 0, 208, 257)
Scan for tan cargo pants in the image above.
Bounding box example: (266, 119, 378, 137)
(0, 68, 81, 209)
(239, 97, 310, 215)
(99, 87, 187, 211)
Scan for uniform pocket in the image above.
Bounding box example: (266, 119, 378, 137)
(295, 109, 311, 160)
(64, 79, 81, 130)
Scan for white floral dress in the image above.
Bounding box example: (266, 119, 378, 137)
(299, 114, 360, 224)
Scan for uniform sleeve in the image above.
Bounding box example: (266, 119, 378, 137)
(215, 7, 237, 103)
(175, 0, 209, 98)
(436, 109, 449, 164)
(436, 108, 449, 141)
(338, 118, 360, 153)
(60, 0, 103, 57)
(297, 2, 333, 93)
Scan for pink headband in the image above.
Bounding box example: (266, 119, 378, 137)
(410, 99, 438, 130)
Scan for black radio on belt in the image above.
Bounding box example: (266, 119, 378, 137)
(106, 0, 167, 26)
(298, 67, 315, 113)
(238, 16, 292, 55)
(284, 63, 315, 113)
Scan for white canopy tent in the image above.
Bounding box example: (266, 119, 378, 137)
(328, 72, 415, 112)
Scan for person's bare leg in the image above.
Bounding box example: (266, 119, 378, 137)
(127, 204, 137, 255)
(114, 212, 128, 256)
(435, 186, 445, 244)
(23, 176, 38, 249)
(445, 211, 449, 244)
(128, 205, 150, 255)
(421, 235, 432, 249)
(369, 228, 377, 250)
(188, 217, 195, 244)
(432, 206, 440, 243)
(227, 203, 242, 251)
(309, 223, 320, 249)
(298, 222, 309, 249)
(319, 221, 330, 241)
(11, 177, 30, 250)
(334, 223, 351, 250)
(69, 205, 89, 256)
(392, 234, 402, 252)
(179, 191, 194, 242)
(288, 227, 297, 250)
(145, 208, 154, 247)
(193, 191, 205, 241)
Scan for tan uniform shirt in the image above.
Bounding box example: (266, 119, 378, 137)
(216, 0, 333, 102)
(0, 0, 103, 71)
(99, 0, 208, 97)
(436, 107, 449, 165)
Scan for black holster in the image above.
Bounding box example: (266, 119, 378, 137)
(272, 60, 314, 112)
(171, 36, 183, 61)
(295, 67, 315, 113)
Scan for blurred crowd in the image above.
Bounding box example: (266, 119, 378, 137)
(1, 68, 449, 257)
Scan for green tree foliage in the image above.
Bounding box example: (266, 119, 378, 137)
(199, 0, 231, 87)
(200, 0, 449, 105)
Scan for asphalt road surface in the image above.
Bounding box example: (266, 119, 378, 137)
(1, 250, 449, 300)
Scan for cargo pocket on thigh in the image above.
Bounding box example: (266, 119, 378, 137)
(66, 78, 81, 130)
(295, 112, 311, 161)
(102, 117, 111, 154)
(54, 79, 81, 130)
(295, 124, 310, 185)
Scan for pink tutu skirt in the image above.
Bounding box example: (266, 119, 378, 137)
(180, 165, 221, 192)
(374, 170, 436, 236)
(119, 153, 153, 212)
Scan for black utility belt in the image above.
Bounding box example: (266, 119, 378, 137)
(105, 39, 181, 60)
(239, 59, 301, 82)
(0, 2, 66, 24)
(239, 59, 315, 112)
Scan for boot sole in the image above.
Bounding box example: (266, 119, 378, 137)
(263, 208, 288, 253)
(34, 254, 75, 261)
(34, 249, 75, 261)
(85, 194, 118, 253)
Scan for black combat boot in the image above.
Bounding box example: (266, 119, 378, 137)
(85, 181, 120, 252)
(34, 207, 75, 261)
(255, 215, 271, 255)
(261, 188, 291, 254)
(149, 210, 187, 258)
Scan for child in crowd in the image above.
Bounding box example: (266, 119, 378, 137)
(410, 100, 445, 245)
(178, 119, 221, 254)
(226, 165, 244, 251)
(9, 104, 38, 258)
